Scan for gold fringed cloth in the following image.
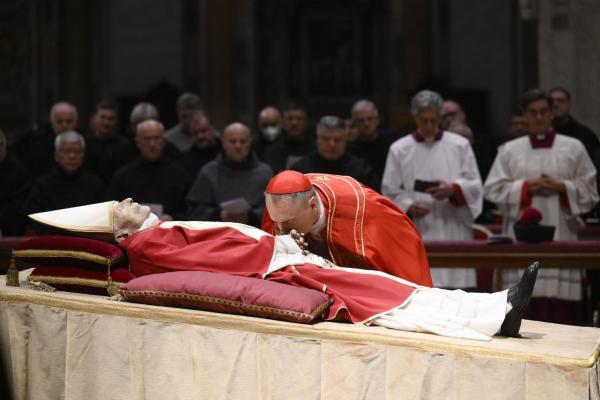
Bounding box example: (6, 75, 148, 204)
(1, 271, 599, 400)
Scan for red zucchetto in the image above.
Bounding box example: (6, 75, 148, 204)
(265, 171, 312, 194)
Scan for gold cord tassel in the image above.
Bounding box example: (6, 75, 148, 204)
(106, 277, 120, 297)
(108, 293, 123, 301)
(6, 257, 19, 287)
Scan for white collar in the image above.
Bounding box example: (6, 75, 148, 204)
(139, 213, 159, 232)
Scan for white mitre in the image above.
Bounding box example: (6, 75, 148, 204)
(28, 201, 116, 242)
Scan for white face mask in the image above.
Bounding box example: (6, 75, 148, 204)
(261, 126, 281, 142)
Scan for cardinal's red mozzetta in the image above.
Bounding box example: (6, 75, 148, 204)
(262, 172, 433, 287)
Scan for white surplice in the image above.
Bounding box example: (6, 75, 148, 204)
(382, 131, 483, 289)
(483, 134, 598, 300)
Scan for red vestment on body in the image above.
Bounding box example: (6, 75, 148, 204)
(262, 174, 432, 287)
(120, 222, 416, 323)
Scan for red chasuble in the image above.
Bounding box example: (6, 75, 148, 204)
(120, 222, 416, 324)
(120, 223, 276, 278)
(262, 174, 433, 287)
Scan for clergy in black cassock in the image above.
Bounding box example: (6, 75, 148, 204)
(21, 132, 104, 218)
(290, 116, 380, 191)
(106, 120, 190, 220)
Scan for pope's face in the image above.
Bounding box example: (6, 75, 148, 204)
(113, 198, 151, 235)
(265, 195, 317, 235)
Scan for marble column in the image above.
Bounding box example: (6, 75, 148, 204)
(538, 0, 600, 135)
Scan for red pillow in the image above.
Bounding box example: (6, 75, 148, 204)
(28, 266, 136, 296)
(120, 271, 332, 323)
(12, 235, 126, 269)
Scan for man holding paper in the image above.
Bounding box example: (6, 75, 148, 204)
(381, 90, 483, 290)
(186, 122, 273, 227)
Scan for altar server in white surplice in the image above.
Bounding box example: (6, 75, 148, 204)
(484, 89, 598, 323)
(382, 90, 483, 290)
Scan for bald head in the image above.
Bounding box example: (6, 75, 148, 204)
(259, 107, 281, 124)
(222, 122, 252, 163)
(50, 102, 78, 134)
(137, 119, 163, 133)
(135, 119, 165, 161)
(223, 122, 250, 138)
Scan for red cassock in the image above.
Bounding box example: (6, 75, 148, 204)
(262, 174, 433, 287)
(120, 222, 416, 323)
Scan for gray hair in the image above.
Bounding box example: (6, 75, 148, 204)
(130, 102, 159, 126)
(266, 188, 317, 205)
(176, 92, 202, 110)
(49, 101, 78, 121)
(351, 99, 379, 119)
(410, 90, 443, 117)
(316, 115, 346, 137)
(54, 131, 85, 150)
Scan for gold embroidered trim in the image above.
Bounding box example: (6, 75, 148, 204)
(311, 180, 340, 264)
(27, 275, 125, 290)
(122, 290, 332, 323)
(0, 287, 596, 368)
(333, 175, 367, 261)
(12, 249, 118, 266)
(312, 175, 369, 264)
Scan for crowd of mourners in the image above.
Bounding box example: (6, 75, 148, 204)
(1, 87, 599, 325)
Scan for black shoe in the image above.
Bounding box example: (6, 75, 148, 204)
(499, 261, 539, 337)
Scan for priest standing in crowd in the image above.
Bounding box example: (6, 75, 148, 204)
(484, 88, 598, 325)
(347, 99, 393, 183)
(290, 115, 380, 190)
(107, 119, 190, 221)
(186, 122, 273, 227)
(179, 111, 220, 179)
(382, 90, 483, 290)
(262, 102, 315, 173)
(22, 131, 104, 216)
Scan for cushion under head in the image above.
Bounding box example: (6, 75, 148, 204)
(12, 235, 127, 269)
(120, 271, 332, 324)
(27, 265, 136, 296)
